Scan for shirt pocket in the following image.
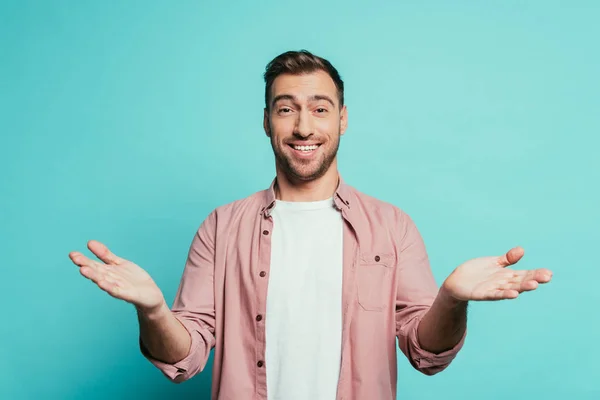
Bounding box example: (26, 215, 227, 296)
(356, 252, 394, 311)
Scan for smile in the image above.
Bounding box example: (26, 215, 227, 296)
(287, 143, 321, 158)
(290, 144, 320, 152)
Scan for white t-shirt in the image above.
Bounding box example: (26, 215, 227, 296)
(265, 197, 344, 400)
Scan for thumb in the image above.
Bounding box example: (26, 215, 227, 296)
(497, 246, 525, 267)
(87, 240, 124, 265)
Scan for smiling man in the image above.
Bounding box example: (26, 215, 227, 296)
(69, 50, 553, 400)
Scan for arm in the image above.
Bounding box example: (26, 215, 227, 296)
(139, 211, 218, 382)
(419, 245, 552, 351)
(394, 210, 466, 375)
(397, 212, 553, 370)
(69, 211, 218, 383)
(137, 301, 192, 365)
(417, 287, 467, 354)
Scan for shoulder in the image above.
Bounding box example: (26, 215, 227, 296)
(199, 188, 266, 230)
(345, 183, 420, 238)
(346, 184, 406, 219)
(214, 189, 266, 215)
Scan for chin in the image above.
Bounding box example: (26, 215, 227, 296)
(287, 165, 329, 182)
(275, 147, 336, 182)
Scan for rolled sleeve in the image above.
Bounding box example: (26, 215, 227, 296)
(139, 314, 214, 382)
(405, 312, 466, 374)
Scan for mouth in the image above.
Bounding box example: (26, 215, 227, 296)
(287, 143, 321, 158)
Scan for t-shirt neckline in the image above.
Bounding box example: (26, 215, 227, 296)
(274, 197, 334, 211)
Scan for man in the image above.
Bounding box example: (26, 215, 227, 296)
(69, 50, 553, 400)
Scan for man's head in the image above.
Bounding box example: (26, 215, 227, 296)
(263, 50, 348, 183)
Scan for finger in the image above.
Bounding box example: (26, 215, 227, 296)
(69, 252, 107, 273)
(69, 251, 94, 267)
(501, 280, 539, 292)
(512, 269, 553, 284)
(497, 246, 525, 267)
(79, 263, 113, 284)
(97, 276, 125, 298)
(87, 240, 124, 265)
(79, 265, 100, 281)
(534, 268, 553, 283)
(490, 289, 519, 300)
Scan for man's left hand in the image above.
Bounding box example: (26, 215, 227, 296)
(441, 246, 553, 301)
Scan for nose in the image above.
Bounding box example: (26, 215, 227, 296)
(293, 109, 313, 138)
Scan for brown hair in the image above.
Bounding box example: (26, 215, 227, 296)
(263, 50, 344, 110)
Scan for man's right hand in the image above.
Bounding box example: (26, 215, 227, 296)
(69, 240, 166, 314)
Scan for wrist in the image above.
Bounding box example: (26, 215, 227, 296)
(438, 284, 468, 309)
(136, 299, 169, 321)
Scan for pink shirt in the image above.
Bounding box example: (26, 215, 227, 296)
(141, 177, 466, 399)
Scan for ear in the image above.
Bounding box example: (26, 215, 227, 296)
(263, 108, 271, 137)
(340, 105, 348, 136)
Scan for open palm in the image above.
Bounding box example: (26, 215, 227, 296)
(442, 246, 553, 301)
(69, 240, 165, 312)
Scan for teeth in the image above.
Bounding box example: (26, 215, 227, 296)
(293, 145, 319, 151)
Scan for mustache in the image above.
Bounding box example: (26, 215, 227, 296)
(283, 137, 325, 144)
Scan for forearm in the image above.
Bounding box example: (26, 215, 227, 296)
(137, 301, 192, 364)
(417, 286, 467, 354)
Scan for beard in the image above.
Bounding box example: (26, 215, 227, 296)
(270, 126, 341, 182)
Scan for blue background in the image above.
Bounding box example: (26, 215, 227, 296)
(1, 1, 598, 399)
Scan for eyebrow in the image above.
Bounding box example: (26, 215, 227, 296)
(271, 94, 336, 108)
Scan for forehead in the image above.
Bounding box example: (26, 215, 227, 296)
(271, 70, 338, 103)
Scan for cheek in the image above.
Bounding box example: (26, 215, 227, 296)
(271, 120, 294, 139)
(317, 119, 340, 136)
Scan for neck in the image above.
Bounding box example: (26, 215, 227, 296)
(274, 161, 339, 202)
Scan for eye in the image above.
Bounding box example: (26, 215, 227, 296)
(315, 108, 328, 113)
(278, 107, 292, 114)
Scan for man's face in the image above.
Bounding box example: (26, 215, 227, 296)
(264, 70, 348, 182)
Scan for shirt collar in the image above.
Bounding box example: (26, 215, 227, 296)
(261, 175, 352, 217)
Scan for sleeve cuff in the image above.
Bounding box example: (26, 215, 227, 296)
(408, 314, 467, 370)
(139, 315, 202, 382)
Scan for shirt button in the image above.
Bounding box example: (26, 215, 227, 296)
(257, 360, 264, 368)
(375, 255, 380, 262)
(262, 230, 269, 235)
(256, 314, 263, 322)
(259, 271, 266, 277)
